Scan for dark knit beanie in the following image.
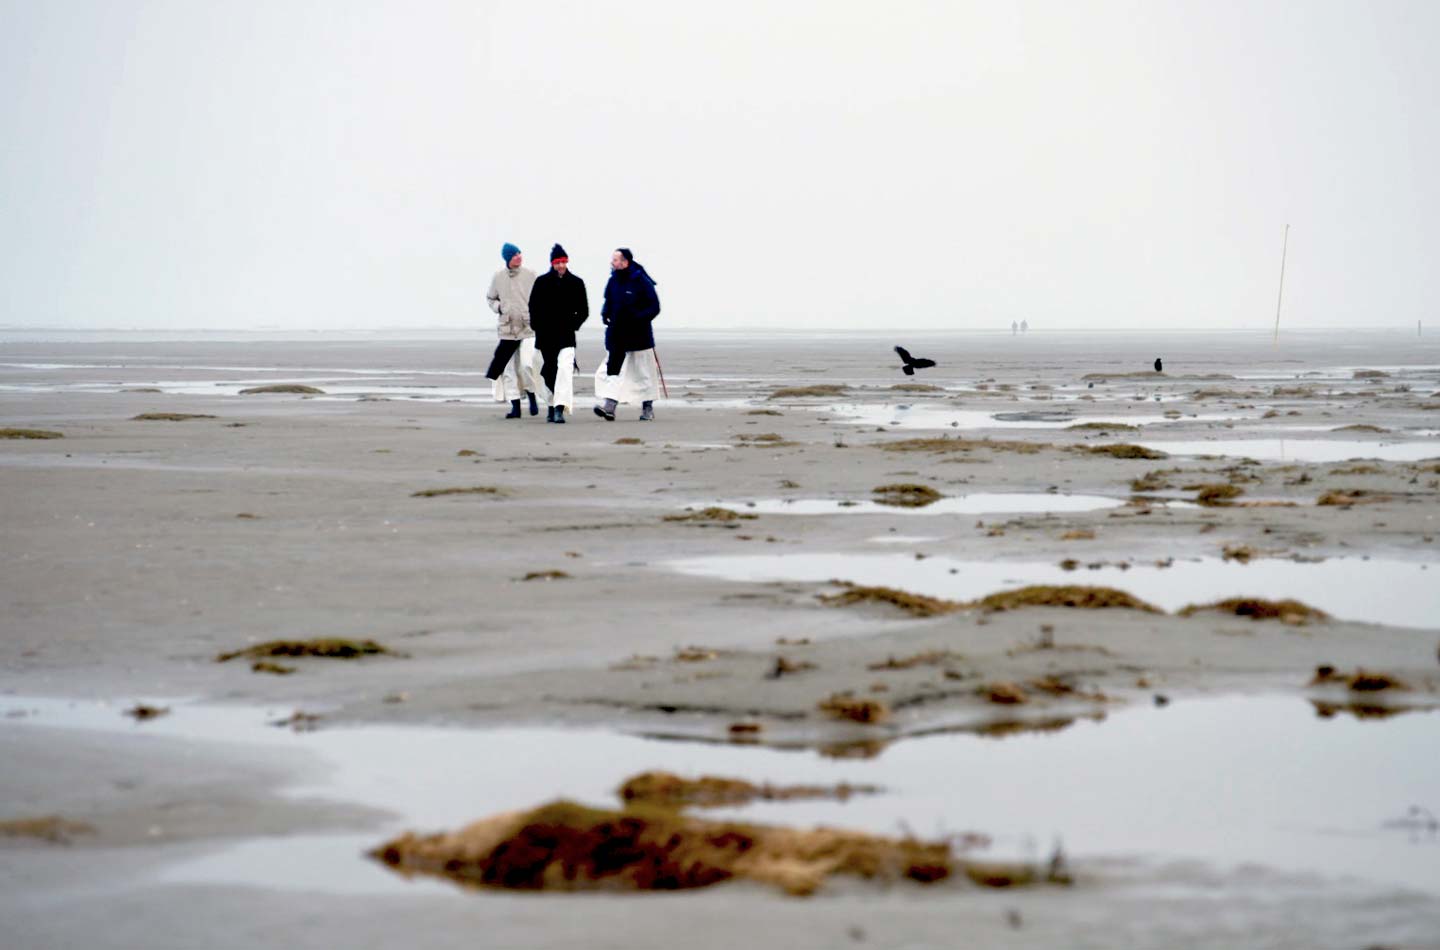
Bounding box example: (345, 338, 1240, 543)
(617, 247, 634, 263)
(550, 243, 567, 262)
(501, 242, 520, 264)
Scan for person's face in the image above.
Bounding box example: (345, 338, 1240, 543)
(509, 252, 522, 269)
(554, 260, 568, 276)
(611, 251, 628, 270)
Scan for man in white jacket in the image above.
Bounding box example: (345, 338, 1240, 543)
(484, 242, 538, 419)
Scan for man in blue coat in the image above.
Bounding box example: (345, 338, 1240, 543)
(593, 247, 661, 422)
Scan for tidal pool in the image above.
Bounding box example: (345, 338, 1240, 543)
(667, 553, 1440, 629)
(5, 695, 1437, 899)
(1139, 438, 1440, 463)
(721, 494, 1128, 516)
(829, 403, 1255, 431)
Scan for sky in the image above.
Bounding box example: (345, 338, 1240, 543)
(1, 0, 1436, 331)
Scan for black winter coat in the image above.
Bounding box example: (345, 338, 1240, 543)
(601, 262, 660, 353)
(528, 269, 589, 350)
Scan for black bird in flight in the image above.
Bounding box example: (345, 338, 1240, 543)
(895, 346, 937, 376)
(1154, 357, 1163, 372)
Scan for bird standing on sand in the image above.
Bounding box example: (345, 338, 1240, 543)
(894, 346, 937, 376)
(1154, 357, 1163, 372)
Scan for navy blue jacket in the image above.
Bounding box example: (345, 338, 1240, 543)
(601, 262, 660, 352)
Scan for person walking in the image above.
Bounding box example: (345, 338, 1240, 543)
(484, 242, 539, 419)
(527, 243, 588, 423)
(593, 248, 661, 422)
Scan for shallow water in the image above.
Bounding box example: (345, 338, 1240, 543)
(666, 553, 1440, 628)
(722, 494, 1129, 516)
(1138, 438, 1440, 462)
(5, 695, 1437, 898)
(830, 402, 1259, 431)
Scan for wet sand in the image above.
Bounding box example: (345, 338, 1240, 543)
(3, 329, 1440, 948)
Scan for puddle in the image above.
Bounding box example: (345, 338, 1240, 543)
(829, 403, 1256, 431)
(5, 695, 1438, 897)
(723, 494, 1128, 516)
(1139, 439, 1440, 463)
(667, 553, 1440, 629)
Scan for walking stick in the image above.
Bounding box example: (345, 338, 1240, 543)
(652, 347, 669, 399)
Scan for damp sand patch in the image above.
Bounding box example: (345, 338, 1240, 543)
(0, 428, 63, 439)
(1137, 439, 1440, 463)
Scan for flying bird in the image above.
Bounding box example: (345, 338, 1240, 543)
(894, 346, 937, 376)
(1154, 357, 1163, 372)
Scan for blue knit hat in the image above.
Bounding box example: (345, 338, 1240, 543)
(501, 243, 520, 264)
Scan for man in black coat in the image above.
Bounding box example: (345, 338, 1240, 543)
(594, 247, 661, 422)
(527, 244, 588, 423)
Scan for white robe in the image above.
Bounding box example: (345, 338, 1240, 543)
(536, 345, 576, 412)
(491, 337, 537, 402)
(594, 348, 659, 405)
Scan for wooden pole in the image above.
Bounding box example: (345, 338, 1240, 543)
(1272, 224, 1289, 343)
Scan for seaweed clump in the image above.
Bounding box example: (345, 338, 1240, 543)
(369, 799, 948, 897)
(972, 585, 1161, 613)
(1317, 489, 1388, 507)
(818, 584, 961, 617)
(522, 570, 570, 581)
(0, 428, 63, 439)
(768, 384, 848, 399)
(1310, 665, 1409, 692)
(0, 815, 96, 844)
(238, 384, 325, 395)
(216, 637, 395, 662)
(131, 413, 217, 421)
(617, 772, 879, 809)
(872, 483, 943, 508)
(879, 436, 1046, 455)
(1193, 483, 1243, 506)
(1178, 598, 1328, 624)
(1085, 443, 1167, 460)
(411, 486, 504, 498)
(663, 507, 758, 524)
(818, 693, 892, 724)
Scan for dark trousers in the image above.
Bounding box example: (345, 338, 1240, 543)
(539, 346, 563, 397)
(485, 339, 522, 382)
(605, 348, 627, 378)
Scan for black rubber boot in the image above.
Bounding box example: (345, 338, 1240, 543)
(554, 407, 566, 424)
(594, 399, 616, 421)
(527, 391, 539, 416)
(546, 406, 555, 423)
(505, 399, 522, 419)
(639, 400, 655, 422)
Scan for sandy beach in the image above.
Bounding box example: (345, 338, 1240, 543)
(3, 328, 1440, 949)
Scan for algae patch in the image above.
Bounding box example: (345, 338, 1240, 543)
(818, 584, 962, 617)
(974, 585, 1162, 613)
(0, 815, 96, 844)
(768, 384, 849, 399)
(1085, 443, 1168, 460)
(664, 507, 758, 524)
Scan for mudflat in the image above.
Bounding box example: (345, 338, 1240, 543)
(3, 329, 1439, 949)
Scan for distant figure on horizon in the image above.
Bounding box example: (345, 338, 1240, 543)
(485, 243, 538, 419)
(1154, 357, 1163, 372)
(1011, 320, 1018, 335)
(1020, 319, 1028, 333)
(528, 243, 588, 424)
(594, 248, 661, 422)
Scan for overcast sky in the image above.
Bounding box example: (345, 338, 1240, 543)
(2, 0, 1436, 331)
